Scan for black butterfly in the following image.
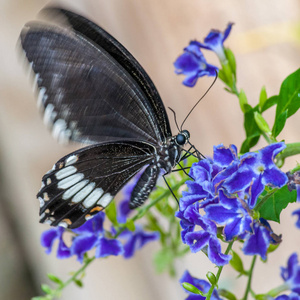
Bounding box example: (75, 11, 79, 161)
(20, 7, 197, 229)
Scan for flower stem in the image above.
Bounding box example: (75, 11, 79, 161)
(206, 241, 234, 300)
(242, 255, 257, 300)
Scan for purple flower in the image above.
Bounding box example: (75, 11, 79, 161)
(41, 226, 71, 259)
(120, 226, 160, 259)
(281, 253, 300, 294)
(223, 143, 288, 208)
(174, 43, 218, 87)
(176, 203, 231, 266)
(195, 23, 234, 60)
(275, 294, 300, 300)
(205, 189, 252, 241)
(180, 270, 220, 300)
(71, 212, 123, 263)
(177, 143, 287, 263)
(242, 220, 277, 260)
(292, 209, 300, 229)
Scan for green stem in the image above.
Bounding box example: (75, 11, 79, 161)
(206, 241, 234, 300)
(279, 142, 300, 160)
(266, 283, 290, 297)
(242, 255, 257, 300)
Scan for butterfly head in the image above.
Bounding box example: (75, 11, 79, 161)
(175, 130, 190, 146)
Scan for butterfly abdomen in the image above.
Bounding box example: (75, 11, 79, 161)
(130, 164, 160, 208)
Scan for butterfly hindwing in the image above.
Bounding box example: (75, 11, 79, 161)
(37, 141, 156, 228)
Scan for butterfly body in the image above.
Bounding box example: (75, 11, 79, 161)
(21, 7, 190, 228)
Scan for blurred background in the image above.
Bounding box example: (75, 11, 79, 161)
(0, 0, 300, 299)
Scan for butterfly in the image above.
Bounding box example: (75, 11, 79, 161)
(20, 7, 198, 229)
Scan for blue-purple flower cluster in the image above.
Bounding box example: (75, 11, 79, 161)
(180, 252, 300, 299)
(41, 175, 159, 263)
(176, 143, 288, 265)
(174, 23, 233, 87)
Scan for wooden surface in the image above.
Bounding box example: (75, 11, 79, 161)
(0, 0, 300, 299)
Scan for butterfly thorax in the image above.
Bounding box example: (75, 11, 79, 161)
(156, 142, 182, 174)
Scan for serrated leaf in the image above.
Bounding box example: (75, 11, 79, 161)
(41, 284, 53, 295)
(218, 289, 237, 300)
(259, 86, 267, 110)
(257, 185, 297, 222)
(47, 274, 63, 286)
(275, 68, 300, 119)
(272, 110, 288, 137)
(229, 250, 245, 274)
(105, 200, 118, 226)
(182, 282, 203, 295)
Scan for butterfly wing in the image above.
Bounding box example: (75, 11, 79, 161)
(20, 10, 172, 145)
(42, 6, 172, 142)
(38, 140, 155, 228)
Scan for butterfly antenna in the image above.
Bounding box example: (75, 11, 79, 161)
(168, 107, 180, 132)
(180, 70, 218, 131)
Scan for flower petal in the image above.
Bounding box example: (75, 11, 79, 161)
(96, 237, 124, 258)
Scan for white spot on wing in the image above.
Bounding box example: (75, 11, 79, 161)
(72, 182, 95, 203)
(58, 173, 84, 189)
(38, 197, 45, 208)
(43, 104, 57, 128)
(62, 180, 89, 200)
(37, 87, 47, 110)
(97, 193, 113, 207)
(56, 166, 77, 180)
(83, 188, 104, 208)
(65, 155, 78, 166)
(58, 222, 68, 228)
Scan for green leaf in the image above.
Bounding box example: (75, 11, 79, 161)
(206, 272, 217, 285)
(257, 185, 297, 222)
(272, 110, 287, 137)
(218, 69, 226, 83)
(41, 284, 53, 295)
(238, 89, 249, 113)
(182, 282, 203, 295)
(218, 289, 237, 300)
(258, 86, 267, 110)
(74, 279, 83, 288)
(224, 48, 236, 78)
(275, 68, 300, 119)
(125, 219, 135, 232)
(240, 105, 261, 152)
(254, 112, 271, 134)
(105, 200, 118, 226)
(229, 250, 245, 274)
(47, 274, 63, 286)
(261, 95, 278, 113)
(153, 248, 174, 274)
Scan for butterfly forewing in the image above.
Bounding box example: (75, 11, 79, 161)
(38, 141, 155, 228)
(42, 7, 172, 142)
(21, 21, 164, 145)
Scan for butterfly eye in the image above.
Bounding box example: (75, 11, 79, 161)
(182, 130, 190, 140)
(175, 133, 186, 145)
